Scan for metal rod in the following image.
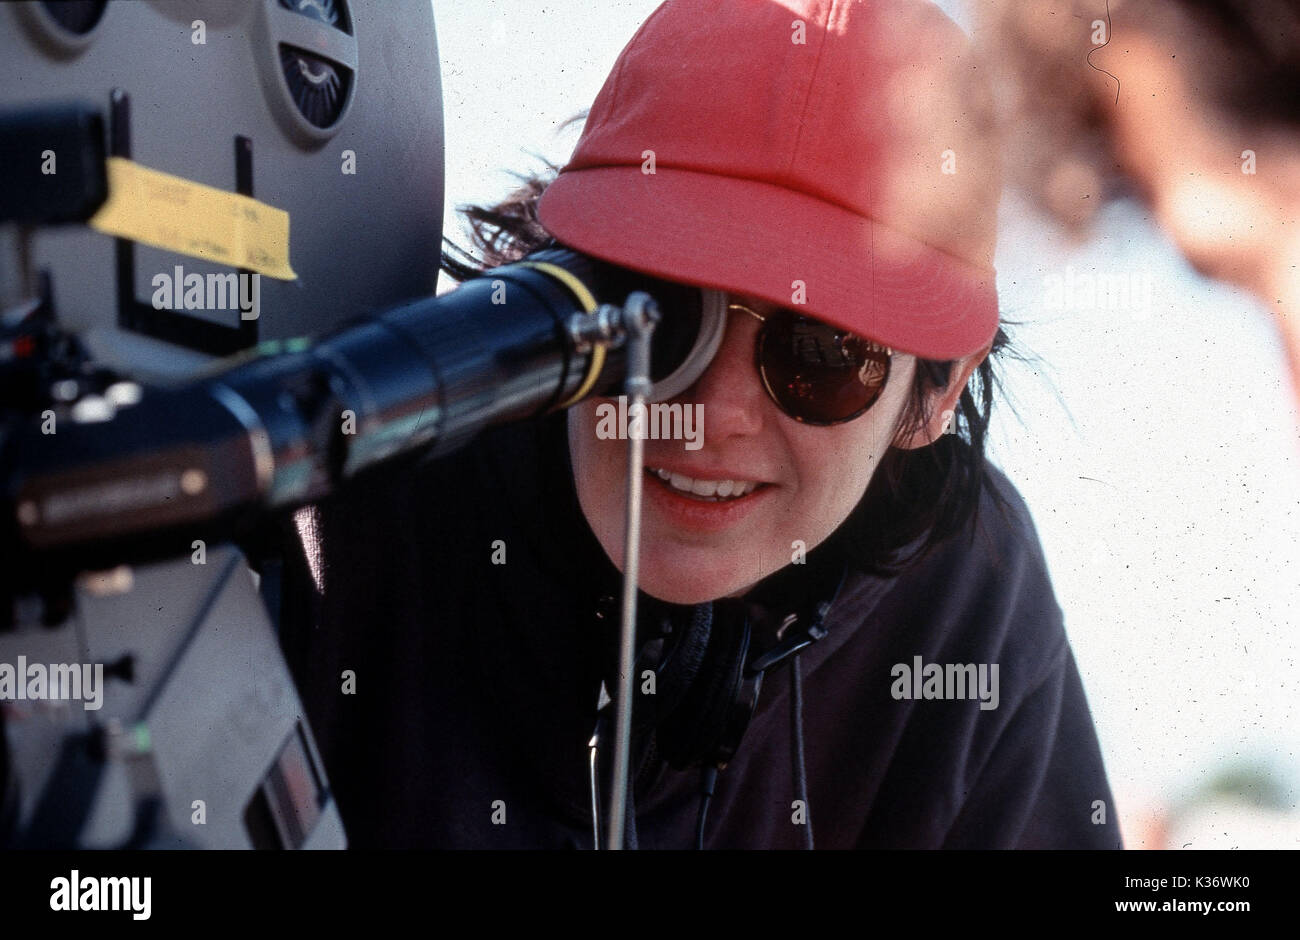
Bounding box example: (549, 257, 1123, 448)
(605, 291, 658, 850)
(589, 725, 602, 851)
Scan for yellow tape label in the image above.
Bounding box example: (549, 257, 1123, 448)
(88, 157, 297, 280)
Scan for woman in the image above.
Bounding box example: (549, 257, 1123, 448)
(284, 0, 1119, 849)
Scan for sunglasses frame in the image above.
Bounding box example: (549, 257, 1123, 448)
(727, 302, 894, 427)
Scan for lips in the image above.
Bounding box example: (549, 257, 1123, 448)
(641, 464, 776, 534)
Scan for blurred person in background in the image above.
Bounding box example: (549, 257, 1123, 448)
(977, 0, 1300, 411)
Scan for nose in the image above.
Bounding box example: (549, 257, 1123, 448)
(676, 306, 767, 438)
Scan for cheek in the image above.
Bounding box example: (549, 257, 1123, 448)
(568, 402, 605, 486)
(783, 429, 882, 542)
(567, 403, 625, 535)
(782, 377, 910, 542)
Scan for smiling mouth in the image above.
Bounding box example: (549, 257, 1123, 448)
(644, 467, 769, 502)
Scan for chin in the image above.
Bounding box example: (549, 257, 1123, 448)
(634, 550, 759, 605)
(640, 579, 737, 606)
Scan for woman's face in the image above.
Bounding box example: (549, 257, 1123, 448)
(568, 294, 920, 605)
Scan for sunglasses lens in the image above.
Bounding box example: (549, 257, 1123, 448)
(757, 313, 890, 424)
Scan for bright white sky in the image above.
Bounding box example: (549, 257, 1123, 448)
(432, 0, 1300, 845)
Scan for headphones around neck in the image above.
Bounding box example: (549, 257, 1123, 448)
(622, 555, 846, 774)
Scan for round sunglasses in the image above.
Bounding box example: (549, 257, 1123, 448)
(727, 302, 893, 426)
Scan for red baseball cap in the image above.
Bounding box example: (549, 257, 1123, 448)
(537, 0, 1003, 361)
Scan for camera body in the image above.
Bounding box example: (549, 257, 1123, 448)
(1, 0, 446, 849)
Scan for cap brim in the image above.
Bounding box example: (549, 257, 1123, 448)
(537, 165, 998, 360)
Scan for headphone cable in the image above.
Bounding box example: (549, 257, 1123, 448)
(694, 765, 718, 850)
(790, 652, 814, 849)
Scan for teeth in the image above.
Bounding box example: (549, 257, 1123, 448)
(647, 468, 761, 501)
(691, 478, 717, 497)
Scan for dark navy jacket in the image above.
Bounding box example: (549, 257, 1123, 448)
(281, 411, 1121, 849)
